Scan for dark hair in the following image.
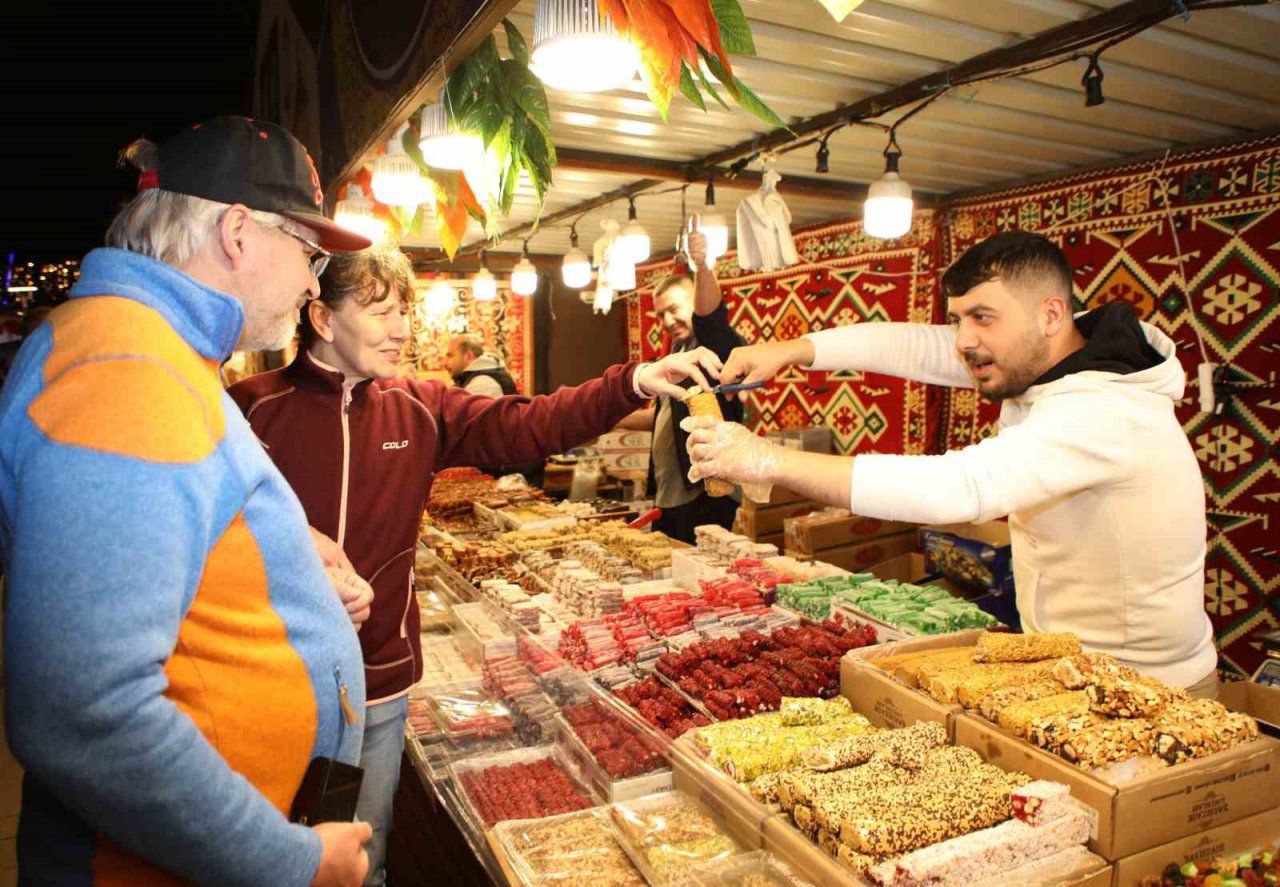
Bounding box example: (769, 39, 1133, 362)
(654, 273, 694, 301)
(941, 232, 1073, 303)
(451, 334, 484, 358)
(299, 248, 415, 347)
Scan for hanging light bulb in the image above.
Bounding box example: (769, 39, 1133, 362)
(562, 224, 592, 289)
(511, 241, 538, 297)
(531, 0, 640, 93)
(616, 195, 651, 264)
(606, 247, 636, 291)
(696, 175, 729, 264)
(863, 130, 914, 240)
(472, 251, 497, 302)
(425, 279, 457, 318)
(418, 88, 483, 170)
(1082, 51, 1105, 107)
(334, 185, 388, 244)
(372, 122, 430, 207)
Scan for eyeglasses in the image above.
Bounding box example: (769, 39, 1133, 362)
(276, 225, 331, 278)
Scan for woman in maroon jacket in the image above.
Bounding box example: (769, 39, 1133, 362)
(228, 247, 720, 886)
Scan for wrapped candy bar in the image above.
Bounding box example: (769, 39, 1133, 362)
(493, 808, 647, 887)
(878, 800, 1090, 887)
(1010, 780, 1072, 827)
(801, 721, 946, 772)
(1059, 717, 1158, 768)
(971, 631, 1081, 663)
(997, 691, 1090, 739)
(1153, 697, 1259, 765)
(975, 678, 1065, 723)
(928, 660, 1057, 706)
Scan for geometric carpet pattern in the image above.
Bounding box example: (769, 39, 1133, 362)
(402, 283, 534, 393)
(628, 209, 945, 457)
(945, 132, 1280, 678)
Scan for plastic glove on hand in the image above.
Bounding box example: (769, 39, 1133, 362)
(680, 416, 782, 487)
(636, 346, 723, 400)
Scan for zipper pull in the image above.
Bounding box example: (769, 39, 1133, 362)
(334, 666, 359, 725)
(342, 387, 353, 414)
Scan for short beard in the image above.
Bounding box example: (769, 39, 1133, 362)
(238, 312, 298, 353)
(978, 333, 1050, 401)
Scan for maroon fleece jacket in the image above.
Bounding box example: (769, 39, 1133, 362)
(229, 352, 648, 703)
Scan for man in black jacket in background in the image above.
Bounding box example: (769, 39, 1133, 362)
(615, 220, 746, 542)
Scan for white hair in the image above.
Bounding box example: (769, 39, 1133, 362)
(106, 138, 286, 267)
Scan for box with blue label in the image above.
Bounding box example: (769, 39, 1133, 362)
(919, 521, 1013, 597)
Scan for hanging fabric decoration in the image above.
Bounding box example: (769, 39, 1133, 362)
(735, 156, 798, 272)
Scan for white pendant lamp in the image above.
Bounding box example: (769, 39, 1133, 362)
(616, 195, 651, 264)
(425, 279, 457, 318)
(593, 283, 614, 314)
(532, 0, 640, 93)
(418, 88, 483, 171)
(472, 252, 498, 302)
(605, 246, 636, 292)
(562, 224, 592, 289)
(333, 185, 387, 244)
(863, 131, 914, 240)
(696, 177, 729, 264)
(510, 243, 538, 297)
(372, 123, 430, 207)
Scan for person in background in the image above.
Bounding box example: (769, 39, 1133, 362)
(446, 333, 517, 398)
(0, 116, 374, 887)
(613, 218, 746, 543)
(684, 231, 1217, 694)
(229, 246, 722, 886)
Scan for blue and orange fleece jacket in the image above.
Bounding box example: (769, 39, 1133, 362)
(0, 248, 366, 887)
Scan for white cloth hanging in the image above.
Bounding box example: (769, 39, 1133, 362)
(735, 166, 798, 272)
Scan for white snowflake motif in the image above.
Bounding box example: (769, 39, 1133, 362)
(1194, 425, 1256, 473)
(1202, 272, 1264, 326)
(1204, 568, 1250, 616)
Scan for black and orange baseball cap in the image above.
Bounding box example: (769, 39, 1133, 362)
(136, 116, 372, 252)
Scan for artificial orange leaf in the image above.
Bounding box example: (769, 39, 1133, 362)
(622, 0, 682, 93)
(456, 172, 485, 222)
(652, 0, 701, 71)
(597, 0, 631, 34)
(434, 196, 468, 259)
(657, 0, 732, 82)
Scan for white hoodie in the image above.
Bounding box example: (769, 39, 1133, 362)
(804, 316, 1216, 687)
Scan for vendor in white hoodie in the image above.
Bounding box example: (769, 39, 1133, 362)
(684, 232, 1217, 694)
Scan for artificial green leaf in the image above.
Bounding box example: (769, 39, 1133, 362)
(477, 100, 510, 149)
(679, 63, 708, 111)
(502, 18, 529, 68)
(523, 130, 555, 200)
(691, 57, 731, 110)
(698, 46, 741, 100)
(500, 154, 521, 213)
(710, 0, 755, 55)
(390, 204, 415, 232)
(502, 60, 553, 140)
(728, 73, 788, 128)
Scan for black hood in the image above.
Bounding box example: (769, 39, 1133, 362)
(1034, 301, 1165, 386)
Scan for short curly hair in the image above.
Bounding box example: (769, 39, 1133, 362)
(298, 248, 416, 347)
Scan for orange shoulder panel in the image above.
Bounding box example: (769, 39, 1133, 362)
(29, 297, 226, 463)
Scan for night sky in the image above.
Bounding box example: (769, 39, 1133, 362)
(0, 2, 259, 265)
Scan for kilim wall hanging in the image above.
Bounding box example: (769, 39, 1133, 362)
(402, 279, 534, 394)
(944, 131, 1280, 679)
(629, 209, 946, 457)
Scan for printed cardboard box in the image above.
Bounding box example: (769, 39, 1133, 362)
(1111, 806, 1280, 886)
(919, 521, 1013, 596)
(737, 500, 822, 540)
(953, 711, 1280, 860)
(839, 631, 988, 738)
(785, 511, 920, 555)
(800, 531, 918, 574)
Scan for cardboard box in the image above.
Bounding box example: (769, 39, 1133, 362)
(595, 431, 652, 451)
(1219, 679, 1280, 736)
(840, 630, 987, 738)
(739, 485, 807, 510)
(785, 511, 919, 555)
(669, 735, 772, 852)
(867, 552, 972, 599)
(920, 521, 1014, 596)
(800, 531, 917, 573)
(736, 500, 822, 540)
(1111, 806, 1280, 886)
(954, 712, 1280, 860)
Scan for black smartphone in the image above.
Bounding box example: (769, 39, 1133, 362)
(290, 756, 364, 825)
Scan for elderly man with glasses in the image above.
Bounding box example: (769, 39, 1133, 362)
(0, 117, 377, 887)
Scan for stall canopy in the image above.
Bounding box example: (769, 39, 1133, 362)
(256, 0, 1280, 259)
